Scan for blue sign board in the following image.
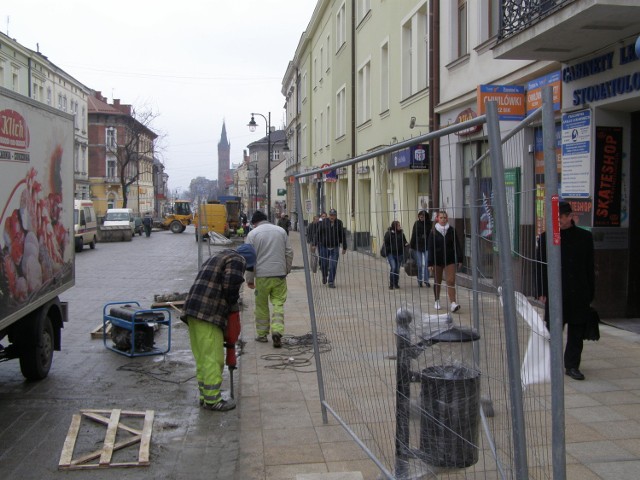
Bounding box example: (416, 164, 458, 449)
(388, 144, 429, 170)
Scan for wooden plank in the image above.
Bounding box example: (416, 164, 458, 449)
(69, 435, 141, 467)
(138, 410, 154, 465)
(82, 411, 141, 436)
(99, 409, 121, 466)
(58, 413, 82, 467)
(90, 321, 111, 339)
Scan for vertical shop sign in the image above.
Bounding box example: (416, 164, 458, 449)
(593, 126, 622, 226)
(561, 109, 591, 198)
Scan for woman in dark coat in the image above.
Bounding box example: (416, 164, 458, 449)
(428, 210, 463, 312)
(410, 209, 432, 287)
(384, 220, 409, 290)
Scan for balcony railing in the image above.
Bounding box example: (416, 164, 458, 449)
(499, 0, 574, 40)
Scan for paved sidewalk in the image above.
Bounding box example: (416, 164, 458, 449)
(236, 230, 640, 480)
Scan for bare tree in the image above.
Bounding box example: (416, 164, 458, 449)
(114, 108, 160, 208)
(186, 177, 218, 203)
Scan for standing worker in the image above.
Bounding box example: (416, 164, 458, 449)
(182, 243, 256, 411)
(428, 210, 463, 312)
(537, 201, 595, 381)
(245, 210, 294, 347)
(410, 209, 432, 287)
(315, 208, 347, 288)
(277, 213, 291, 235)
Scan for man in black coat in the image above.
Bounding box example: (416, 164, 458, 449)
(314, 209, 347, 288)
(537, 201, 595, 380)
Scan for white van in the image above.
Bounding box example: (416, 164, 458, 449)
(74, 200, 98, 252)
(103, 208, 135, 236)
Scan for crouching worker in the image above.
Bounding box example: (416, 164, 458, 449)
(182, 243, 256, 411)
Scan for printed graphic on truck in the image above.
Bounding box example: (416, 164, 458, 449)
(0, 108, 73, 318)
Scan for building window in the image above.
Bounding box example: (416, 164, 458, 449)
(458, 0, 468, 57)
(12, 66, 19, 91)
(320, 111, 324, 148)
(401, 4, 428, 99)
(107, 127, 117, 149)
(301, 71, 308, 102)
(0, 60, 4, 87)
(326, 34, 331, 72)
(336, 86, 346, 138)
(320, 46, 324, 81)
(380, 41, 389, 112)
(357, 0, 371, 24)
(47, 87, 52, 105)
(326, 105, 331, 147)
(107, 155, 117, 178)
(337, 2, 346, 51)
(489, 0, 500, 38)
(357, 60, 371, 125)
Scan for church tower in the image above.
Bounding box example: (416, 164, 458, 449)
(217, 121, 231, 194)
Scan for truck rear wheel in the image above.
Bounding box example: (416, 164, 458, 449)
(19, 314, 54, 380)
(170, 221, 183, 233)
(75, 237, 83, 253)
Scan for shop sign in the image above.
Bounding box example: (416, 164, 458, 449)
(387, 144, 429, 170)
(526, 71, 562, 113)
(277, 188, 287, 196)
(561, 109, 591, 198)
(593, 126, 622, 226)
(476, 84, 526, 121)
(454, 108, 482, 136)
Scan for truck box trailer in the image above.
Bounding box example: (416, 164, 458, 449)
(0, 87, 75, 380)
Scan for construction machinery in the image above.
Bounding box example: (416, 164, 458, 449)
(155, 200, 193, 233)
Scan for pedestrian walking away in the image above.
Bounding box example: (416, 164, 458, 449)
(181, 243, 256, 411)
(277, 213, 291, 235)
(314, 208, 347, 288)
(536, 201, 595, 381)
(245, 210, 294, 348)
(383, 220, 409, 290)
(142, 212, 153, 237)
(428, 210, 463, 312)
(410, 209, 432, 287)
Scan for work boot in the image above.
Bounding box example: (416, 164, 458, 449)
(255, 335, 268, 343)
(202, 398, 236, 411)
(272, 332, 282, 348)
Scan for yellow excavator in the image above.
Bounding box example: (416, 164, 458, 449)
(155, 200, 193, 233)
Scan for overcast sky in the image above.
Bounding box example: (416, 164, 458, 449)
(3, 0, 317, 194)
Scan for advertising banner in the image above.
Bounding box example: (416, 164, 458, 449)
(593, 126, 622, 226)
(477, 85, 526, 121)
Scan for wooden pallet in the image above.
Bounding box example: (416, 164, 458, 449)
(58, 409, 154, 470)
(90, 321, 111, 339)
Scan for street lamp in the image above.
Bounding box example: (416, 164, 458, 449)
(248, 112, 290, 222)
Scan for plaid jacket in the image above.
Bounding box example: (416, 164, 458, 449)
(182, 249, 246, 328)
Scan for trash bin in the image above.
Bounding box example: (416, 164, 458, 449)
(419, 326, 480, 468)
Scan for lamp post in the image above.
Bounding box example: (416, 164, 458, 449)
(248, 112, 291, 222)
(248, 112, 272, 220)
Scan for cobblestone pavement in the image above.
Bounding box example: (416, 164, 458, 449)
(0, 227, 239, 480)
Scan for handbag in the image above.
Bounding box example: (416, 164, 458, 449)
(380, 244, 387, 258)
(404, 252, 418, 277)
(584, 307, 600, 341)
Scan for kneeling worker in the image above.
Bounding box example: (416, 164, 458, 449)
(182, 244, 256, 411)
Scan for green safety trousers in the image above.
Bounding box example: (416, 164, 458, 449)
(254, 277, 287, 338)
(187, 316, 224, 405)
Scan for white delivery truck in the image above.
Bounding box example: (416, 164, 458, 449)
(0, 87, 75, 380)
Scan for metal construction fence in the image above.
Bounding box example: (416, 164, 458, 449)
(293, 90, 565, 479)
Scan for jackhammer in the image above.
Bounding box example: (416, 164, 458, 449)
(224, 311, 241, 398)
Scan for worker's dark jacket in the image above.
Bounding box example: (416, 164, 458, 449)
(536, 223, 594, 324)
(182, 249, 246, 328)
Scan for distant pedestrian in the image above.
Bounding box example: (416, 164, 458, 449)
(315, 208, 347, 288)
(428, 210, 463, 312)
(536, 201, 595, 381)
(306, 215, 320, 273)
(245, 210, 294, 347)
(383, 220, 409, 290)
(142, 212, 153, 237)
(277, 213, 291, 235)
(410, 209, 432, 287)
(182, 243, 256, 411)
